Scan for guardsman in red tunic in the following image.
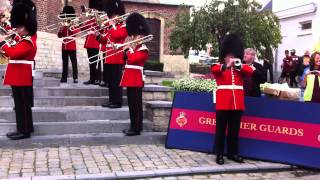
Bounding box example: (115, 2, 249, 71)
(0, 1, 37, 140)
(58, 6, 80, 83)
(120, 13, 150, 136)
(96, 0, 127, 109)
(211, 34, 254, 165)
(81, 13, 101, 85)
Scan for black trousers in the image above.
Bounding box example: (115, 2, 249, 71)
(102, 64, 108, 83)
(289, 71, 298, 87)
(214, 110, 243, 156)
(105, 64, 123, 105)
(87, 48, 101, 82)
(127, 87, 143, 132)
(11, 86, 34, 133)
(62, 50, 78, 80)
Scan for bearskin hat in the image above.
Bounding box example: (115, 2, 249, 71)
(61, 5, 76, 18)
(126, 13, 150, 36)
(219, 33, 244, 61)
(104, 0, 125, 17)
(10, 1, 37, 35)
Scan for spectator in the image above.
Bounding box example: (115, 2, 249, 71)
(303, 52, 320, 103)
(262, 59, 273, 83)
(298, 51, 311, 81)
(279, 50, 291, 83)
(243, 48, 267, 97)
(290, 49, 299, 87)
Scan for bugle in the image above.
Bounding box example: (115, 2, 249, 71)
(89, 35, 153, 65)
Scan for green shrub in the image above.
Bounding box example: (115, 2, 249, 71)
(144, 61, 164, 72)
(162, 80, 174, 87)
(172, 78, 216, 92)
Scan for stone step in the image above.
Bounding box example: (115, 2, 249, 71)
(0, 96, 128, 107)
(0, 85, 173, 101)
(0, 132, 166, 148)
(0, 120, 153, 136)
(0, 106, 131, 121)
(41, 69, 175, 78)
(0, 77, 60, 87)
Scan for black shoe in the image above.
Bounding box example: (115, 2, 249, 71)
(60, 79, 67, 83)
(74, 79, 78, 84)
(227, 155, 244, 163)
(83, 80, 93, 85)
(108, 104, 122, 109)
(99, 82, 107, 87)
(101, 102, 112, 108)
(94, 80, 100, 85)
(216, 155, 224, 165)
(9, 133, 31, 140)
(123, 129, 140, 136)
(6, 132, 19, 138)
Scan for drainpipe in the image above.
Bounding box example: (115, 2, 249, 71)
(64, 0, 68, 6)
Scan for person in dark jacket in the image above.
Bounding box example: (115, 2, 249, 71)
(262, 59, 273, 83)
(243, 48, 267, 97)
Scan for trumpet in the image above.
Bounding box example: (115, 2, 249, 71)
(89, 35, 153, 64)
(63, 13, 130, 44)
(232, 58, 242, 67)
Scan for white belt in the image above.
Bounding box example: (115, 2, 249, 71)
(9, 60, 35, 76)
(125, 65, 145, 81)
(217, 85, 243, 90)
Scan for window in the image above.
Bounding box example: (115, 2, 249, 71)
(300, 21, 312, 30)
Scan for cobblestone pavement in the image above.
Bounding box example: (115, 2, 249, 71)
(140, 170, 320, 180)
(0, 144, 318, 179)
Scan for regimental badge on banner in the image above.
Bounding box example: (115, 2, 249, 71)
(176, 112, 188, 127)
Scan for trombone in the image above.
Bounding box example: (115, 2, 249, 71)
(46, 16, 80, 31)
(63, 13, 130, 44)
(89, 34, 153, 64)
(68, 6, 107, 31)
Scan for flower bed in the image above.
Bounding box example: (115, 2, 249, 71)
(172, 76, 216, 92)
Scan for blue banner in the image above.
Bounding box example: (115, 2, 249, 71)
(166, 91, 320, 169)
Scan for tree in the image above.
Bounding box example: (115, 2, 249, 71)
(169, 0, 282, 60)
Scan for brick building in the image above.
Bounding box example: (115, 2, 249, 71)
(31, 0, 190, 76)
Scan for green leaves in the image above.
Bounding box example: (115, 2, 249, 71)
(169, 0, 282, 60)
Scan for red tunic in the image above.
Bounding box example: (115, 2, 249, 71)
(81, 19, 100, 49)
(120, 44, 149, 87)
(98, 22, 128, 64)
(211, 64, 254, 110)
(1, 34, 37, 86)
(58, 26, 80, 51)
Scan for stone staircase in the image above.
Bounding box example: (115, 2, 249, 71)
(0, 66, 173, 148)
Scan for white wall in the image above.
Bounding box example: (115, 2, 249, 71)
(273, 0, 313, 12)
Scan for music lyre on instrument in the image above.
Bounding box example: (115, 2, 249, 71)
(88, 34, 153, 65)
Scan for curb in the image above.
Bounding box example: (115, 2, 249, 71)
(7, 163, 293, 180)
